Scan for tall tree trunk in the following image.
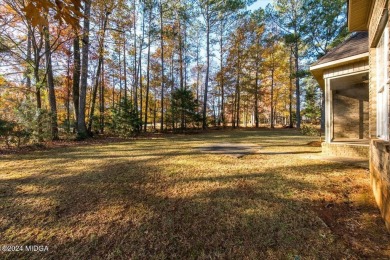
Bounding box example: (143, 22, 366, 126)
(78, 0, 92, 138)
(144, 8, 152, 132)
(34, 64, 43, 141)
(270, 66, 275, 129)
(178, 20, 185, 130)
(139, 9, 146, 127)
(232, 92, 237, 128)
(87, 60, 102, 133)
(26, 28, 32, 93)
(217, 87, 221, 126)
(203, 11, 210, 130)
(34, 68, 42, 112)
(72, 36, 81, 132)
(35, 78, 43, 139)
(254, 53, 259, 128)
(289, 46, 293, 128)
(160, 1, 165, 132)
(31, 29, 44, 141)
(219, 20, 225, 127)
(66, 54, 71, 132)
(123, 38, 128, 102)
(133, 0, 138, 107)
(196, 38, 200, 113)
(153, 96, 157, 130)
(295, 43, 301, 129)
(184, 22, 188, 90)
(44, 25, 59, 140)
(170, 51, 174, 88)
(236, 80, 240, 127)
(139, 69, 143, 126)
(87, 10, 109, 133)
(100, 56, 105, 134)
(179, 21, 184, 90)
(118, 46, 122, 103)
(112, 74, 115, 108)
(236, 46, 241, 128)
(274, 92, 278, 127)
(212, 100, 216, 127)
(32, 35, 43, 141)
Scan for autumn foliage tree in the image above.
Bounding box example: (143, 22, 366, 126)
(0, 0, 346, 145)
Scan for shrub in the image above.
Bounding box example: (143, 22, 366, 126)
(15, 99, 52, 142)
(0, 119, 15, 147)
(167, 88, 201, 130)
(111, 98, 142, 137)
(0, 119, 31, 148)
(300, 124, 320, 136)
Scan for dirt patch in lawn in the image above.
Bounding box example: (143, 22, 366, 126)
(1, 129, 389, 259)
(307, 141, 322, 147)
(196, 143, 261, 158)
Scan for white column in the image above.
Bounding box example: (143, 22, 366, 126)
(325, 78, 333, 143)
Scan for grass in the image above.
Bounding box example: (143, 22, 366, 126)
(0, 128, 389, 259)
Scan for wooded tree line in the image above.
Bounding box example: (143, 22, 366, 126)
(0, 0, 347, 142)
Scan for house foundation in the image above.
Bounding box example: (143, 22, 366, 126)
(322, 142, 369, 158)
(370, 140, 390, 230)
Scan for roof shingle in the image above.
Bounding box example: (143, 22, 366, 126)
(312, 32, 368, 66)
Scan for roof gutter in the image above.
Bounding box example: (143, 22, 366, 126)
(310, 52, 369, 71)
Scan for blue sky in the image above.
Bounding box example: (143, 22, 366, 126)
(248, 0, 273, 10)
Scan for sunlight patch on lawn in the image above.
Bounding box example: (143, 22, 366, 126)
(0, 129, 388, 259)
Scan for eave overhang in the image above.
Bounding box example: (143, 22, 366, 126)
(348, 0, 373, 31)
(310, 52, 369, 89)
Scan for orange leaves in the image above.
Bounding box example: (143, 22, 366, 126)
(22, 2, 49, 27)
(21, 0, 83, 29)
(0, 75, 5, 86)
(54, 0, 84, 28)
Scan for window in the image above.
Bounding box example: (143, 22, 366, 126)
(376, 27, 389, 140)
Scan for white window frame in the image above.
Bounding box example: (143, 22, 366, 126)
(376, 26, 389, 141)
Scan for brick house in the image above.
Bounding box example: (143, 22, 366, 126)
(311, 0, 390, 231)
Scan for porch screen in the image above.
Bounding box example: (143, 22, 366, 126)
(376, 27, 389, 140)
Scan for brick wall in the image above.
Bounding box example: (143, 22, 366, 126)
(368, 2, 390, 232)
(333, 94, 369, 139)
(323, 142, 369, 158)
(369, 47, 377, 138)
(364, 100, 370, 139)
(370, 140, 390, 231)
(369, 0, 387, 46)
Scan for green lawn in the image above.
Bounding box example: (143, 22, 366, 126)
(1, 129, 389, 259)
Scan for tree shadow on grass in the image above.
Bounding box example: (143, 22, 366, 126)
(0, 129, 320, 165)
(1, 156, 389, 259)
(259, 151, 321, 155)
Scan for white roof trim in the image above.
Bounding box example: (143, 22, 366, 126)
(310, 52, 369, 71)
